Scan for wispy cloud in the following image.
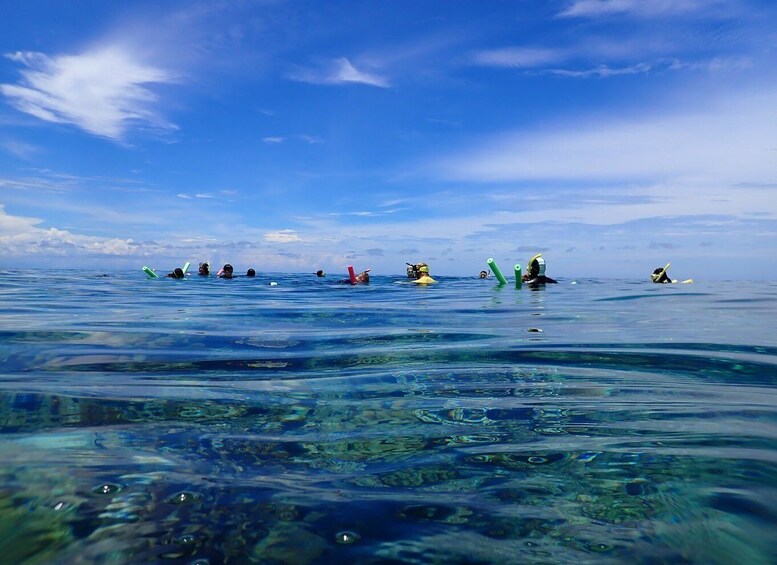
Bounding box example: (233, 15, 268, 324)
(0, 138, 41, 159)
(472, 47, 753, 78)
(1, 47, 178, 140)
(263, 134, 322, 145)
(471, 47, 566, 69)
(435, 88, 777, 184)
(558, 0, 730, 18)
(264, 229, 301, 243)
(0, 204, 43, 234)
(0, 203, 153, 256)
(328, 208, 405, 218)
(548, 62, 653, 77)
(287, 57, 389, 88)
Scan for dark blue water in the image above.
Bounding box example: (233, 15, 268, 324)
(1, 270, 776, 564)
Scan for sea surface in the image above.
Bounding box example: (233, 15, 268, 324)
(1, 270, 776, 564)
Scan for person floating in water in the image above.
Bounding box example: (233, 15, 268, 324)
(355, 270, 370, 283)
(651, 263, 693, 283)
(651, 263, 672, 283)
(522, 254, 557, 285)
(413, 264, 436, 284)
(246, 268, 256, 277)
(479, 270, 489, 279)
(218, 264, 234, 279)
(315, 270, 326, 277)
(406, 262, 428, 279)
(166, 267, 185, 279)
(198, 261, 210, 276)
(340, 269, 370, 284)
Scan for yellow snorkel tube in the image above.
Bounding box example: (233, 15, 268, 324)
(527, 254, 545, 278)
(651, 262, 670, 283)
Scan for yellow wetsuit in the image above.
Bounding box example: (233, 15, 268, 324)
(413, 275, 436, 284)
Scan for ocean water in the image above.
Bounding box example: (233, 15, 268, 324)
(1, 270, 777, 564)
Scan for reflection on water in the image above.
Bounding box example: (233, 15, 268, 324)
(1, 271, 777, 563)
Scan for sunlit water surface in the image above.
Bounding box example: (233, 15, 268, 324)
(1, 270, 776, 564)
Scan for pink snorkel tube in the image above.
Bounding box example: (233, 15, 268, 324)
(347, 265, 357, 285)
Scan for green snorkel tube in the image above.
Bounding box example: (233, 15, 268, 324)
(487, 258, 508, 286)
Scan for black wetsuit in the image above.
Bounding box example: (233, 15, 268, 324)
(525, 275, 557, 286)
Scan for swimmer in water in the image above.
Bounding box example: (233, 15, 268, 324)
(246, 268, 256, 277)
(413, 264, 436, 284)
(522, 254, 557, 286)
(651, 263, 673, 283)
(479, 270, 489, 279)
(341, 269, 370, 284)
(218, 264, 234, 279)
(651, 264, 693, 284)
(198, 262, 210, 276)
(406, 262, 429, 279)
(166, 267, 185, 279)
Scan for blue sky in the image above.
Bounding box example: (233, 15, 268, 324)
(1, 0, 776, 279)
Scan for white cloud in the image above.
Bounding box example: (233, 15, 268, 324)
(330, 58, 389, 87)
(548, 62, 653, 77)
(263, 135, 321, 145)
(471, 47, 566, 68)
(1, 46, 178, 140)
(287, 57, 389, 88)
(264, 229, 301, 243)
(558, 0, 729, 18)
(0, 204, 44, 235)
(436, 89, 777, 185)
(0, 204, 153, 256)
(0, 139, 41, 159)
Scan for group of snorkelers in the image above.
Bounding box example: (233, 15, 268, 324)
(166, 255, 687, 284)
(478, 254, 557, 286)
(166, 262, 254, 279)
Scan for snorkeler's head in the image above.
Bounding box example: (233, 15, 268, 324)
(246, 268, 255, 277)
(528, 255, 546, 278)
(355, 269, 371, 283)
(651, 266, 668, 283)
